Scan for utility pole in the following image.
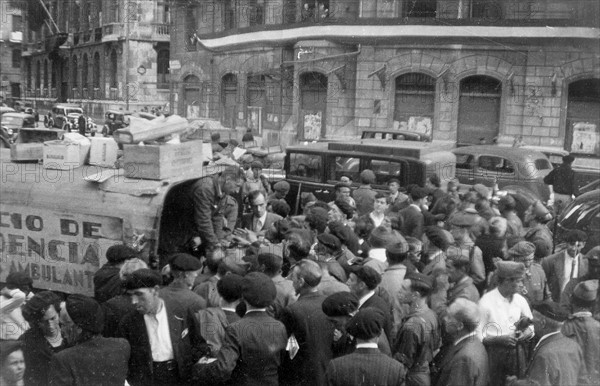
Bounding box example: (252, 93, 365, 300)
(124, 0, 131, 111)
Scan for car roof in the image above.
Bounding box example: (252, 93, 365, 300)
(106, 110, 132, 114)
(452, 145, 549, 160)
(54, 104, 82, 108)
(2, 112, 35, 118)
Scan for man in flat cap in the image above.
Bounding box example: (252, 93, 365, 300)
(326, 308, 406, 386)
(1, 272, 33, 340)
(119, 269, 198, 386)
(268, 180, 290, 203)
(399, 186, 428, 239)
(194, 272, 288, 385)
(507, 301, 583, 386)
(353, 169, 378, 217)
(160, 253, 207, 313)
(49, 294, 130, 385)
(431, 298, 489, 386)
(94, 244, 138, 303)
(560, 246, 600, 319)
(523, 200, 553, 262)
(509, 241, 552, 305)
(280, 259, 334, 386)
(315, 233, 347, 283)
(542, 229, 588, 301)
(393, 272, 441, 386)
(478, 261, 534, 386)
(561, 280, 600, 385)
(544, 154, 579, 212)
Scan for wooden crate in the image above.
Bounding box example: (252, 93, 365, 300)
(11, 143, 44, 161)
(123, 140, 204, 180)
(10, 128, 64, 161)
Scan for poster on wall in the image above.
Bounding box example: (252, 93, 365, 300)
(407, 116, 433, 136)
(571, 122, 599, 155)
(187, 105, 200, 118)
(247, 106, 262, 134)
(303, 111, 322, 140)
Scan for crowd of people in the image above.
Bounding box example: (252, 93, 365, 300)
(1, 165, 599, 386)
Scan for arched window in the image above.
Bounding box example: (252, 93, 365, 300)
(72, 56, 78, 89)
(35, 61, 41, 89)
(93, 52, 101, 88)
(82, 54, 89, 90)
(43, 59, 48, 89)
(566, 78, 600, 155)
(26, 60, 31, 89)
(157, 49, 169, 89)
(458, 75, 501, 145)
(300, 72, 328, 139)
(109, 49, 118, 88)
(394, 73, 435, 139)
(184, 75, 201, 118)
(221, 73, 238, 128)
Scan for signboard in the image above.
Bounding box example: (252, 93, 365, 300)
(0, 205, 123, 295)
(169, 60, 181, 70)
(570, 122, 599, 155)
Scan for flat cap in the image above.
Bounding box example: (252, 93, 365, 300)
(250, 160, 264, 169)
(531, 201, 552, 222)
(496, 261, 526, 279)
(369, 226, 399, 249)
(170, 253, 202, 272)
(508, 241, 536, 260)
(322, 292, 359, 317)
(123, 268, 162, 290)
(424, 226, 451, 251)
(360, 169, 376, 184)
(472, 184, 490, 199)
(6, 271, 33, 288)
(351, 265, 382, 290)
(273, 181, 290, 192)
(386, 239, 409, 255)
(585, 246, 600, 266)
(406, 272, 433, 291)
(573, 280, 598, 302)
(317, 233, 341, 251)
(242, 272, 277, 308)
(346, 308, 385, 340)
(217, 274, 245, 302)
(106, 244, 138, 263)
(66, 294, 104, 334)
(533, 301, 569, 322)
(449, 212, 477, 228)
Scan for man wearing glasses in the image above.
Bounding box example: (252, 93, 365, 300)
(542, 230, 588, 302)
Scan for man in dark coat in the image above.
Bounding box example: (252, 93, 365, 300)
(432, 298, 489, 386)
(523, 200, 554, 262)
(353, 169, 377, 217)
(49, 294, 130, 385)
(77, 114, 87, 136)
(94, 244, 138, 303)
(280, 259, 334, 386)
(326, 308, 406, 386)
(399, 187, 427, 239)
(560, 246, 600, 319)
(544, 154, 579, 212)
(542, 230, 588, 302)
(159, 253, 207, 312)
(119, 269, 198, 386)
(193, 272, 288, 385)
(240, 190, 283, 238)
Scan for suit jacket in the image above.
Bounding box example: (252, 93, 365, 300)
(194, 311, 288, 386)
(353, 185, 377, 217)
(514, 332, 583, 386)
(48, 337, 130, 386)
(118, 298, 197, 386)
(541, 251, 589, 301)
(280, 292, 334, 386)
(241, 212, 283, 236)
(160, 281, 208, 313)
(561, 314, 600, 385)
(326, 347, 406, 386)
(20, 328, 69, 386)
(102, 294, 135, 338)
(432, 336, 489, 386)
(93, 264, 122, 303)
(399, 205, 424, 239)
(362, 294, 394, 344)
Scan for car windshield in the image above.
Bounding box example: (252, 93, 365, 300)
(1, 116, 23, 125)
(560, 197, 600, 230)
(66, 109, 83, 115)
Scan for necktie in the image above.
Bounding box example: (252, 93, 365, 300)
(256, 219, 262, 232)
(570, 257, 577, 279)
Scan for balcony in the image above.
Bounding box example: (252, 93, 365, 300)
(102, 23, 125, 42)
(9, 31, 22, 43)
(101, 23, 170, 43)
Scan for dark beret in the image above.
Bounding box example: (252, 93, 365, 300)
(0, 340, 23, 364)
(273, 181, 290, 192)
(170, 253, 202, 272)
(564, 230, 587, 243)
(406, 272, 433, 291)
(386, 239, 409, 255)
(6, 271, 33, 288)
(533, 301, 569, 322)
(322, 292, 359, 317)
(351, 265, 381, 290)
(217, 274, 245, 302)
(496, 261, 526, 279)
(585, 246, 600, 266)
(562, 154, 575, 164)
(498, 194, 517, 211)
(22, 291, 61, 324)
(333, 199, 355, 220)
(242, 272, 277, 308)
(410, 187, 427, 200)
(369, 226, 399, 249)
(66, 294, 104, 334)
(328, 221, 354, 245)
(424, 226, 451, 251)
(123, 268, 162, 290)
(317, 233, 341, 251)
(106, 244, 138, 264)
(346, 308, 385, 340)
(388, 178, 400, 186)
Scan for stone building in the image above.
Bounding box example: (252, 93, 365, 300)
(0, 2, 24, 102)
(170, 0, 599, 159)
(21, 0, 171, 119)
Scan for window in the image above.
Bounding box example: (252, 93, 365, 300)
(157, 2, 170, 24)
(12, 50, 21, 68)
(109, 50, 117, 88)
(458, 75, 501, 145)
(403, 0, 437, 17)
(288, 153, 322, 181)
(82, 54, 88, 89)
(224, 0, 236, 29)
(478, 156, 514, 174)
(12, 15, 22, 32)
(334, 156, 360, 182)
(157, 49, 169, 89)
(394, 73, 435, 138)
(185, 8, 197, 51)
(93, 52, 101, 88)
(534, 159, 551, 170)
(370, 160, 403, 185)
(455, 154, 474, 169)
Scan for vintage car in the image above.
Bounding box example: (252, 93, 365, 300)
(553, 189, 599, 254)
(0, 106, 16, 116)
(284, 140, 456, 214)
(48, 104, 84, 130)
(452, 145, 553, 202)
(1, 112, 37, 145)
(102, 110, 132, 137)
(361, 129, 431, 142)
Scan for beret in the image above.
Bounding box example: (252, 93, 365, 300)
(449, 212, 477, 228)
(351, 265, 382, 290)
(106, 244, 138, 263)
(317, 233, 341, 251)
(424, 226, 451, 251)
(369, 226, 399, 249)
(410, 187, 428, 200)
(307, 206, 329, 222)
(322, 292, 359, 317)
(346, 308, 385, 340)
(406, 272, 433, 291)
(472, 184, 490, 199)
(333, 199, 356, 220)
(217, 274, 245, 301)
(573, 280, 598, 302)
(360, 169, 376, 183)
(328, 221, 354, 244)
(250, 160, 264, 169)
(273, 181, 290, 192)
(0, 341, 23, 364)
(66, 294, 104, 334)
(6, 271, 33, 288)
(388, 178, 400, 185)
(123, 268, 162, 290)
(386, 240, 409, 255)
(533, 301, 569, 322)
(585, 246, 600, 266)
(22, 291, 61, 324)
(564, 230, 587, 243)
(531, 201, 552, 222)
(498, 194, 517, 210)
(508, 241, 536, 260)
(170, 253, 202, 272)
(496, 261, 526, 279)
(563, 154, 575, 163)
(242, 272, 277, 308)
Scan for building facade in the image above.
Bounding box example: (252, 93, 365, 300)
(0, 2, 24, 102)
(170, 0, 599, 160)
(21, 0, 171, 119)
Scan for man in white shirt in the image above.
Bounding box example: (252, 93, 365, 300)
(478, 261, 534, 386)
(542, 230, 588, 302)
(0, 272, 33, 340)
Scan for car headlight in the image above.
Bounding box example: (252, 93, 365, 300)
(7, 128, 13, 135)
